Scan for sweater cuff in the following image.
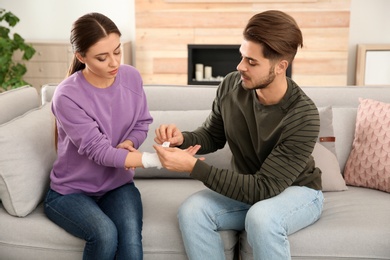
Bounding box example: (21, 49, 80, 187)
(190, 160, 211, 182)
(180, 132, 192, 149)
(115, 148, 129, 168)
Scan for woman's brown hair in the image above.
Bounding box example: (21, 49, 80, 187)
(243, 10, 303, 64)
(55, 13, 122, 148)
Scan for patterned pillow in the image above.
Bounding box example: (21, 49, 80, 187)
(344, 98, 390, 193)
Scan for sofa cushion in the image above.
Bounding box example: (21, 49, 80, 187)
(0, 104, 57, 217)
(136, 110, 232, 178)
(0, 202, 84, 259)
(344, 98, 390, 193)
(239, 186, 390, 260)
(0, 86, 39, 125)
(137, 179, 237, 260)
(137, 107, 336, 180)
(312, 143, 347, 191)
(0, 179, 237, 260)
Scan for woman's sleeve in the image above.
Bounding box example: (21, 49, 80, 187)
(53, 95, 128, 168)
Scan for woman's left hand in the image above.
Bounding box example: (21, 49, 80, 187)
(117, 140, 134, 151)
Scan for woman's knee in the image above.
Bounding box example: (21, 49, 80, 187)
(89, 219, 118, 246)
(82, 221, 118, 259)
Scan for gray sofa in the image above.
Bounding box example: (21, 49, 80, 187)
(0, 84, 389, 260)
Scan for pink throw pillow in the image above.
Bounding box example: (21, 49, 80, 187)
(344, 98, 390, 193)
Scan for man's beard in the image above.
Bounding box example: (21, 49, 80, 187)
(241, 66, 276, 90)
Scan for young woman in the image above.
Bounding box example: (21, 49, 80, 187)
(44, 13, 152, 259)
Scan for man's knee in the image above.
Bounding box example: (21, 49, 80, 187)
(245, 201, 280, 236)
(178, 192, 207, 221)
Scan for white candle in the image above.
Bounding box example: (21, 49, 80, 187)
(204, 66, 212, 80)
(195, 71, 203, 81)
(195, 63, 204, 72)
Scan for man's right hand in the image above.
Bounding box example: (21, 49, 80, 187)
(154, 124, 184, 147)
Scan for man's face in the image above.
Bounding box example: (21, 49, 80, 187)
(236, 40, 276, 90)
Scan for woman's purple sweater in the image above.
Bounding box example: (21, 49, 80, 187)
(50, 65, 153, 196)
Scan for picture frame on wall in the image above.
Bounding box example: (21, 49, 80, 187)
(355, 44, 390, 86)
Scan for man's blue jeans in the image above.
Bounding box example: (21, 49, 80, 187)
(44, 182, 143, 260)
(178, 186, 324, 260)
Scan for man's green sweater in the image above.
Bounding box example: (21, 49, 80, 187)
(182, 71, 322, 205)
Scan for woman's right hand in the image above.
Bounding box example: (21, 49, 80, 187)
(154, 124, 184, 147)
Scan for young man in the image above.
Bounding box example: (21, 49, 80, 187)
(154, 10, 324, 259)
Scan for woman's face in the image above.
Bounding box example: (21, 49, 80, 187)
(77, 33, 122, 87)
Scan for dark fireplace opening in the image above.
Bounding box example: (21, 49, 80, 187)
(188, 44, 240, 85)
(187, 44, 292, 85)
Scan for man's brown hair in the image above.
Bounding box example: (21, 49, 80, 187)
(243, 10, 303, 63)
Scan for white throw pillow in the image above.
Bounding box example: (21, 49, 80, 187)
(316, 106, 350, 191)
(312, 142, 347, 191)
(0, 104, 57, 217)
(318, 106, 337, 157)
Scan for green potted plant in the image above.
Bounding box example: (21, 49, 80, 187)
(0, 8, 35, 92)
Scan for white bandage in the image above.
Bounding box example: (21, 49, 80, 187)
(141, 142, 170, 169)
(142, 152, 162, 169)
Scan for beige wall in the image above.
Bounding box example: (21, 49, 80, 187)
(135, 0, 351, 86)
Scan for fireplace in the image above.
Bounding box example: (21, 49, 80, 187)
(188, 44, 240, 85)
(187, 44, 292, 85)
